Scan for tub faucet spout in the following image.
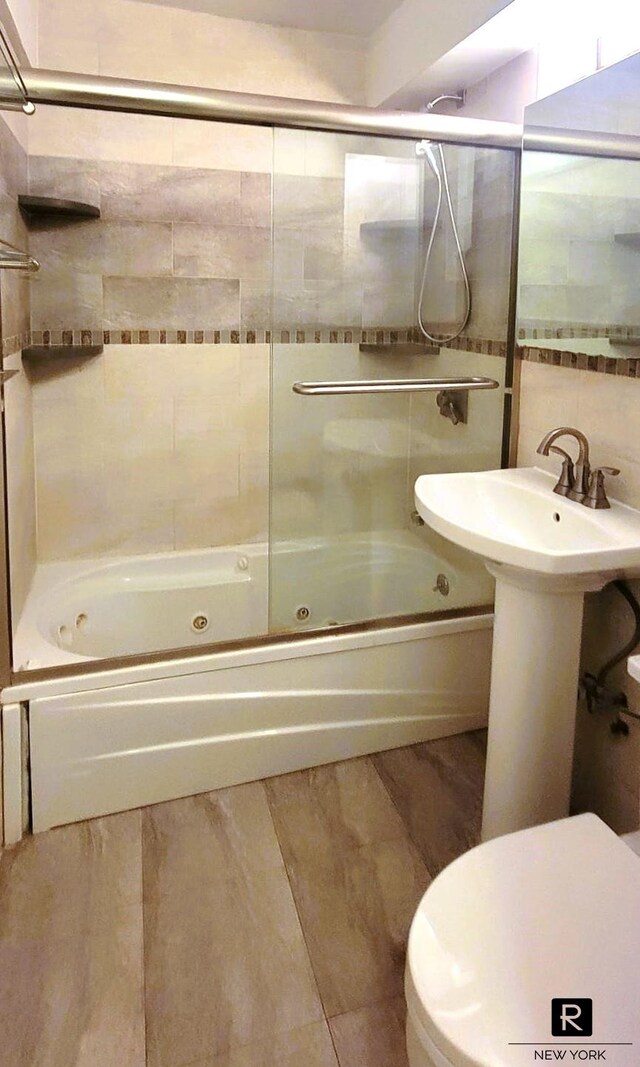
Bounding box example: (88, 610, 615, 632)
(536, 426, 591, 502)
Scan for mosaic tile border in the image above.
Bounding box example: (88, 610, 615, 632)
(2, 326, 509, 365)
(518, 322, 640, 342)
(519, 345, 640, 378)
(17, 328, 508, 354)
(2, 331, 31, 359)
(29, 327, 416, 347)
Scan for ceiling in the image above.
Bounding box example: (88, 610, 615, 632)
(134, 0, 405, 36)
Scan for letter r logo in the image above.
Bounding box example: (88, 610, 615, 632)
(551, 999, 593, 1036)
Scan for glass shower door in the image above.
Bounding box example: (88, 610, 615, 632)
(269, 128, 516, 634)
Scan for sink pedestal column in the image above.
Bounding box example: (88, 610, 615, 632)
(481, 564, 606, 841)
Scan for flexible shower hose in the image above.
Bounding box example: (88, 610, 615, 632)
(417, 142, 472, 344)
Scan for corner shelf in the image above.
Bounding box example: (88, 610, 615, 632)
(614, 232, 640, 248)
(18, 195, 101, 221)
(359, 219, 419, 235)
(23, 345, 104, 362)
(359, 342, 440, 356)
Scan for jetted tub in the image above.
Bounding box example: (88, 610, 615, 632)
(5, 532, 494, 839)
(13, 531, 493, 669)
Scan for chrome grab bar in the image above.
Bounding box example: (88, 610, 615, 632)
(0, 249, 39, 272)
(292, 376, 499, 395)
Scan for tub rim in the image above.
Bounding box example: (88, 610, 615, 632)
(4, 608, 493, 704)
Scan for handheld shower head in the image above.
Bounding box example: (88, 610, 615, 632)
(415, 139, 439, 176)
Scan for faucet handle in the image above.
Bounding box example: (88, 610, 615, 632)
(584, 466, 620, 510)
(548, 445, 575, 497)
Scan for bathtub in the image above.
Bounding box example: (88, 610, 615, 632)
(13, 531, 492, 669)
(4, 532, 494, 840)
(13, 543, 269, 669)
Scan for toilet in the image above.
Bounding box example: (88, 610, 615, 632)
(405, 814, 640, 1066)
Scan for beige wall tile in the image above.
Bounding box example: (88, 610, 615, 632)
(31, 269, 103, 330)
(241, 173, 272, 228)
(38, 0, 100, 73)
(174, 396, 241, 502)
(1, 275, 31, 340)
(29, 155, 101, 207)
(99, 162, 242, 224)
(240, 284, 271, 330)
(32, 345, 268, 559)
(103, 277, 240, 330)
(104, 345, 241, 400)
(274, 176, 344, 231)
(30, 219, 173, 278)
(172, 121, 273, 174)
(173, 225, 271, 281)
(98, 499, 175, 557)
(517, 362, 582, 436)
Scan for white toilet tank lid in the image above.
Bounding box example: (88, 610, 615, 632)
(406, 814, 640, 1067)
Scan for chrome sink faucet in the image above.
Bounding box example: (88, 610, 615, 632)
(536, 427, 619, 508)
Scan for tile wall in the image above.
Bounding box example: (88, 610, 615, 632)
(18, 116, 515, 564)
(417, 147, 515, 343)
(27, 153, 272, 336)
(29, 343, 269, 559)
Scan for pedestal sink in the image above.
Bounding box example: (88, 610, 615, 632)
(415, 467, 640, 840)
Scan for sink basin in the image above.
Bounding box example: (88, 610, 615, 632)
(415, 466, 640, 578)
(414, 465, 640, 842)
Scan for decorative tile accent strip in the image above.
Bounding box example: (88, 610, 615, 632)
(8, 324, 507, 359)
(5, 325, 511, 361)
(519, 345, 640, 379)
(518, 322, 640, 341)
(1, 330, 31, 359)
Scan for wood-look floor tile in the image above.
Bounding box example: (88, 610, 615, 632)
(266, 759, 430, 1018)
(169, 1021, 339, 1067)
(373, 730, 486, 877)
(0, 811, 144, 1067)
(329, 997, 408, 1067)
(143, 782, 323, 1067)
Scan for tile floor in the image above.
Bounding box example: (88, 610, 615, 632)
(0, 729, 486, 1067)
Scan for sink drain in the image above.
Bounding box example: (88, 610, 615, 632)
(191, 613, 209, 633)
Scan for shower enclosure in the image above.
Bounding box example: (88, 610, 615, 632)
(0, 69, 519, 837)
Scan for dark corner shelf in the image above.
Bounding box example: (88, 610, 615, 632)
(18, 195, 101, 221)
(359, 342, 440, 356)
(359, 219, 419, 235)
(614, 232, 640, 248)
(23, 345, 104, 362)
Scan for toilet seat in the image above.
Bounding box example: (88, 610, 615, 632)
(405, 814, 640, 1067)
